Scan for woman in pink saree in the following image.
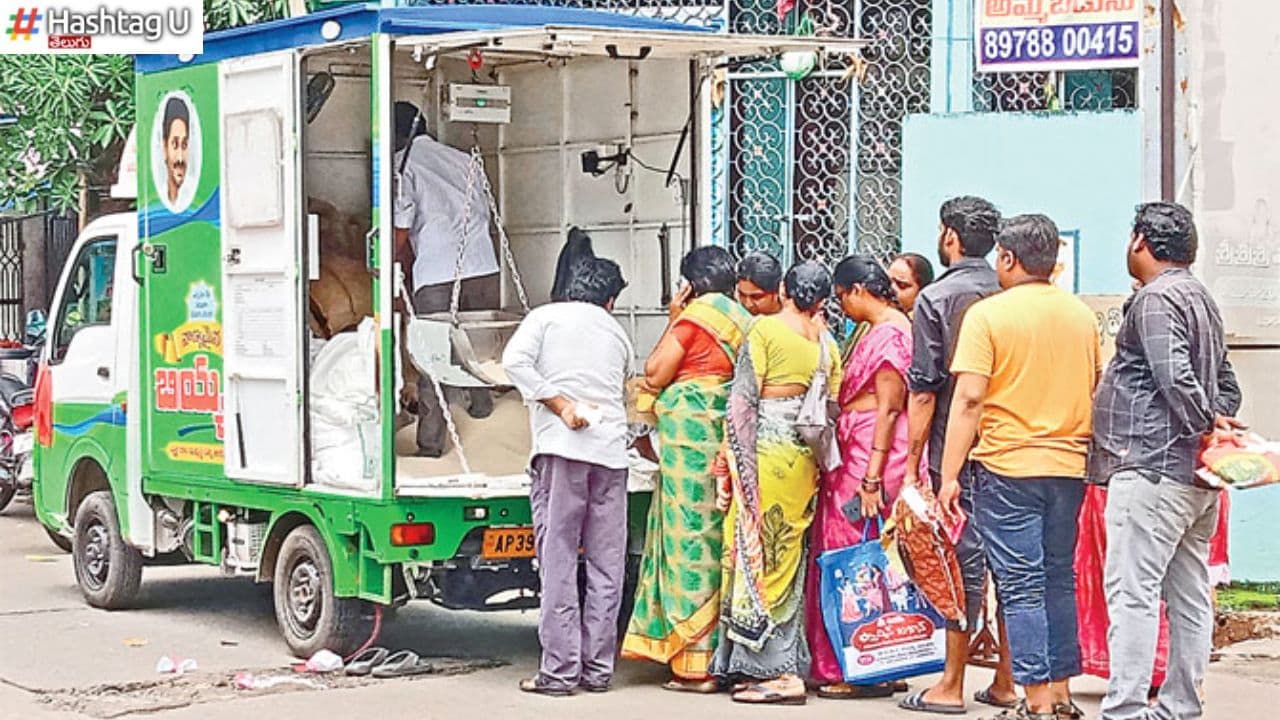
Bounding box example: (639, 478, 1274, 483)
(805, 255, 928, 699)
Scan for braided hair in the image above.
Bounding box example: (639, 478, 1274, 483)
(834, 255, 895, 301)
(783, 261, 833, 312)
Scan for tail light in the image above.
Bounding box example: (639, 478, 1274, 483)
(390, 522, 436, 546)
(11, 404, 32, 431)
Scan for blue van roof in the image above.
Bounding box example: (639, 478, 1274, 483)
(136, 4, 710, 74)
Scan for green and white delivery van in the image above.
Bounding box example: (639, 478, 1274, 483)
(32, 4, 858, 656)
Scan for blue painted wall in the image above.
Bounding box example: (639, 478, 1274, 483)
(1230, 485, 1280, 583)
(899, 110, 1141, 295)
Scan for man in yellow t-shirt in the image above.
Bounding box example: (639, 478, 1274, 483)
(938, 214, 1100, 720)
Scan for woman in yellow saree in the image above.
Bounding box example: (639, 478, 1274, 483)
(710, 261, 841, 706)
(623, 247, 753, 692)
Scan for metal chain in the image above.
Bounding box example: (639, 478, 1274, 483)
(474, 152, 531, 313)
(427, 371, 472, 476)
(449, 145, 484, 325)
(453, 143, 533, 318)
(398, 262, 471, 473)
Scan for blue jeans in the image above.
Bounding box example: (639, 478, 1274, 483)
(973, 464, 1084, 686)
(932, 461, 989, 633)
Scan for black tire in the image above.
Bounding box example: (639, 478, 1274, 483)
(72, 490, 143, 609)
(45, 525, 72, 553)
(273, 525, 373, 658)
(0, 482, 14, 513)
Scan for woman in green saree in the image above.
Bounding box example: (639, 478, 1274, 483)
(623, 247, 753, 692)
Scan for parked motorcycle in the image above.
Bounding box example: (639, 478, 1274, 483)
(0, 311, 45, 522)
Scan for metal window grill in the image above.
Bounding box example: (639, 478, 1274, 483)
(725, 0, 932, 266)
(0, 219, 22, 341)
(972, 68, 1138, 112)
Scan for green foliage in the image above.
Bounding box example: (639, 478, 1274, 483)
(0, 1, 294, 214)
(0, 54, 134, 213)
(1218, 583, 1280, 612)
(204, 0, 289, 32)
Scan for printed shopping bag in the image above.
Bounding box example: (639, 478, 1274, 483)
(1197, 432, 1280, 489)
(882, 486, 967, 631)
(817, 523, 947, 685)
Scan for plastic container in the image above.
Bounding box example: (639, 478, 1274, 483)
(0, 347, 32, 379)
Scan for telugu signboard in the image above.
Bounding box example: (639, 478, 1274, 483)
(975, 0, 1142, 74)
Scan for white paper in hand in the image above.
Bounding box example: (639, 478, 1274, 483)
(576, 402, 603, 427)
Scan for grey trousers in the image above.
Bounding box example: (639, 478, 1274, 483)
(412, 274, 499, 454)
(1101, 470, 1219, 720)
(529, 454, 628, 690)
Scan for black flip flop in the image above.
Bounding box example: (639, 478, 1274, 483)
(899, 689, 967, 715)
(975, 687, 1021, 709)
(371, 650, 435, 679)
(345, 647, 390, 677)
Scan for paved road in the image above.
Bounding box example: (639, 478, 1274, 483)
(1, 499, 1276, 719)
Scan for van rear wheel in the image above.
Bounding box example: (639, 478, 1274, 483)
(273, 525, 373, 658)
(73, 490, 143, 609)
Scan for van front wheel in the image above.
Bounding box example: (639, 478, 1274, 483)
(273, 525, 372, 658)
(73, 490, 143, 609)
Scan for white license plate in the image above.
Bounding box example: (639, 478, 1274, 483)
(11, 433, 32, 455)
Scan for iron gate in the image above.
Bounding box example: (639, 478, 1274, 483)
(0, 210, 78, 340)
(0, 218, 22, 340)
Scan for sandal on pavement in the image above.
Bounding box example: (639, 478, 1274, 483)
(662, 679, 719, 694)
(731, 683, 806, 706)
(899, 689, 966, 715)
(1054, 701, 1084, 719)
(518, 678, 575, 697)
(345, 647, 390, 677)
(975, 686, 1021, 709)
(982, 703, 1057, 720)
(817, 682, 896, 700)
(370, 650, 435, 679)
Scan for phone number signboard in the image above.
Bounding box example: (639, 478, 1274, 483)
(976, 0, 1143, 73)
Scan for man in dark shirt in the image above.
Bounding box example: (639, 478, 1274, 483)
(1095, 203, 1242, 720)
(899, 197, 1016, 715)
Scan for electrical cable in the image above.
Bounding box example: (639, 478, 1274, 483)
(343, 603, 383, 663)
(631, 149, 690, 247)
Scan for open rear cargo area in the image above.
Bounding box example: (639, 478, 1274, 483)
(299, 38, 692, 496)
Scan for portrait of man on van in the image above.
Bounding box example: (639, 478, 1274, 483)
(153, 93, 199, 213)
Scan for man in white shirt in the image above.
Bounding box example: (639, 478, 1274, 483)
(393, 102, 501, 456)
(502, 255, 633, 696)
